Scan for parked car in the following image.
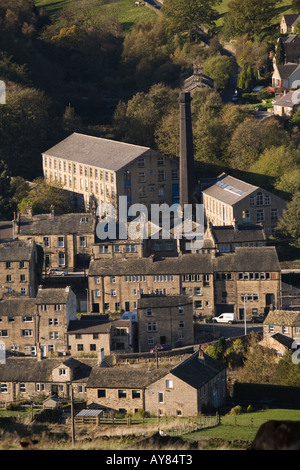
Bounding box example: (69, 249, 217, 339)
(47, 268, 68, 276)
(150, 344, 171, 353)
(212, 313, 236, 324)
(255, 104, 266, 111)
(251, 314, 266, 323)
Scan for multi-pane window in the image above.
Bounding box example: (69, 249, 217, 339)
(256, 209, 264, 222)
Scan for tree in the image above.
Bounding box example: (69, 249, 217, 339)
(277, 192, 300, 247)
(161, 0, 221, 41)
(202, 55, 236, 89)
(222, 0, 281, 40)
(0, 160, 14, 218)
(275, 38, 285, 66)
(228, 117, 289, 170)
(18, 178, 70, 215)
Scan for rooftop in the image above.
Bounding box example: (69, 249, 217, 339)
(43, 133, 153, 171)
(18, 212, 96, 236)
(88, 247, 281, 276)
(0, 240, 35, 261)
(202, 173, 258, 205)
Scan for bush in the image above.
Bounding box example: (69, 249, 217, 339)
(229, 405, 243, 416)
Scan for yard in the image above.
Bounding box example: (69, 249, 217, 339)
(182, 408, 300, 448)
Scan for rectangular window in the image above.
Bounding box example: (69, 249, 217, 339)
(79, 236, 86, 247)
(158, 392, 164, 404)
(256, 209, 264, 222)
(98, 389, 106, 398)
(58, 237, 64, 247)
(166, 380, 173, 388)
(118, 390, 127, 398)
(43, 237, 50, 248)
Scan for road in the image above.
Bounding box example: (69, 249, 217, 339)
(203, 322, 263, 341)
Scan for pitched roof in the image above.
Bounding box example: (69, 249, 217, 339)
(89, 253, 214, 276)
(35, 287, 72, 304)
(0, 240, 35, 261)
(0, 357, 95, 382)
(275, 63, 300, 79)
(42, 133, 152, 171)
(68, 319, 113, 334)
(282, 13, 300, 26)
(273, 90, 300, 107)
(138, 294, 192, 309)
(87, 366, 169, 388)
(202, 173, 258, 205)
(18, 212, 96, 236)
(214, 246, 280, 272)
(0, 221, 14, 241)
(264, 309, 300, 326)
(0, 298, 37, 316)
(88, 247, 280, 276)
(209, 224, 266, 244)
(170, 351, 225, 389)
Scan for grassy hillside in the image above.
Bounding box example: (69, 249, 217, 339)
(34, 0, 158, 32)
(216, 0, 295, 27)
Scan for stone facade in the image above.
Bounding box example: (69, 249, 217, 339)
(17, 209, 96, 271)
(67, 318, 132, 356)
(88, 247, 281, 323)
(0, 286, 77, 357)
(137, 295, 194, 352)
(0, 240, 38, 299)
(42, 133, 179, 213)
(202, 173, 287, 237)
(263, 309, 300, 342)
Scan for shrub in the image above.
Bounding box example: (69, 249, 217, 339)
(229, 405, 243, 416)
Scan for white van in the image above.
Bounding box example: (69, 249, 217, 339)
(212, 313, 236, 324)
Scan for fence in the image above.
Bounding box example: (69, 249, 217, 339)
(74, 413, 220, 431)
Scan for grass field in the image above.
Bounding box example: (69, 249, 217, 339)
(34, 0, 158, 32)
(183, 409, 300, 445)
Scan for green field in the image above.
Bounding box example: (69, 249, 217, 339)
(183, 409, 300, 445)
(34, 0, 158, 32)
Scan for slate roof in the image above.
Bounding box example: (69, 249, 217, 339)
(138, 294, 192, 309)
(89, 253, 214, 276)
(0, 240, 35, 261)
(170, 351, 226, 389)
(215, 246, 280, 272)
(42, 133, 152, 171)
(87, 367, 169, 389)
(35, 287, 72, 304)
(202, 173, 258, 205)
(282, 13, 300, 27)
(263, 309, 300, 326)
(0, 221, 14, 241)
(273, 90, 300, 107)
(210, 224, 266, 244)
(88, 247, 280, 276)
(18, 212, 96, 236)
(275, 63, 300, 79)
(0, 357, 96, 382)
(268, 333, 294, 349)
(0, 298, 37, 316)
(68, 319, 113, 335)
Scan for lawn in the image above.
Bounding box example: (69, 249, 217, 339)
(183, 409, 300, 445)
(34, 0, 158, 32)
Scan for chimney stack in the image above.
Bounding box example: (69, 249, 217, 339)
(179, 91, 195, 209)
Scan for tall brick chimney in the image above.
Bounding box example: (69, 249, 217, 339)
(179, 91, 195, 208)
